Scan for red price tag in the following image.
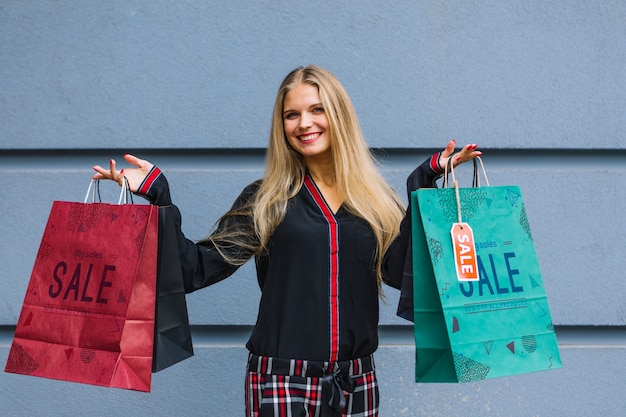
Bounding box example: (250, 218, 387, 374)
(450, 222, 480, 282)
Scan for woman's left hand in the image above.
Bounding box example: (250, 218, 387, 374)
(92, 154, 154, 193)
(438, 140, 482, 171)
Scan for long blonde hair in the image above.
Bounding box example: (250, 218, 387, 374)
(212, 65, 405, 288)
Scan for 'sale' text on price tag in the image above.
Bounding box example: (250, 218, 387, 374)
(450, 222, 480, 281)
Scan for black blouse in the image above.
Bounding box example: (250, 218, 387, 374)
(138, 155, 441, 362)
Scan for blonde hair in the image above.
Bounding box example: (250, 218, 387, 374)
(211, 65, 405, 289)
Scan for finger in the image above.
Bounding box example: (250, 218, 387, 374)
(461, 143, 477, 153)
(109, 159, 118, 179)
(123, 153, 153, 171)
(441, 139, 457, 157)
(92, 164, 112, 179)
(457, 144, 475, 155)
(454, 145, 481, 165)
(109, 159, 128, 185)
(123, 153, 141, 167)
(465, 145, 481, 161)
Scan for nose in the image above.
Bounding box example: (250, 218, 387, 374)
(299, 112, 313, 129)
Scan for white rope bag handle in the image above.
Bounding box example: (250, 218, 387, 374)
(84, 177, 131, 204)
(444, 155, 490, 224)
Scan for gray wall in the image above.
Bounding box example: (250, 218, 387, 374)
(1, 1, 624, 416)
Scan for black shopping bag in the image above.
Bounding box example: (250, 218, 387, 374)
(153, 206, 194, 372)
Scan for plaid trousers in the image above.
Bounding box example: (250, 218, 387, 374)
(245, 353, 379, 417)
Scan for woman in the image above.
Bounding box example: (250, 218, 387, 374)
(93, 65, 480, 417)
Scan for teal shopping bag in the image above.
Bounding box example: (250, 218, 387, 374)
(411, 162, 561, 383)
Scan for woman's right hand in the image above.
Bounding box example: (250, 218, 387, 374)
(92, 154, 154, 193)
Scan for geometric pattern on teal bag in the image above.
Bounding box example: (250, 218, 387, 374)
(427, 237, 444, 266)
(437, 187, 487, 222)
(522, 335, 538, 353)
(453, 353, 490, 382)
(520, 203, 533, 240)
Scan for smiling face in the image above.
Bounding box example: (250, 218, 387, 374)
(282, 83, 331, 163)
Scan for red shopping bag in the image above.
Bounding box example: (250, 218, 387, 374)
(5, 198, 159, 392)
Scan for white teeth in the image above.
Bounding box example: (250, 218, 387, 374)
(299, 133, 319, 141)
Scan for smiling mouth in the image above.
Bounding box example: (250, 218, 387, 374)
(297, 132, 321, 142)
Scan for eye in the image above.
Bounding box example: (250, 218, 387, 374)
(284, 111, 299, 120)
(312, 106, 325, 114)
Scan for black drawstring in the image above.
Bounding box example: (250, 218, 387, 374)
(320, 364, 355, 416)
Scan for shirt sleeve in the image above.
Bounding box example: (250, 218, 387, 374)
(383, 152, 444, 321)
(134, 167, 260, 293)
(135, 166, 172, 206)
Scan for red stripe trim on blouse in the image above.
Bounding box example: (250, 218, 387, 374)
(430, 152, 443, 173)
(138, 166, 162, 195)
(303, 175, 340, 363)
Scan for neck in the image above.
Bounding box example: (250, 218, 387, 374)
(305, 157, 336, 187)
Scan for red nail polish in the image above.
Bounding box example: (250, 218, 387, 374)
(120, 169, 125, 174)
